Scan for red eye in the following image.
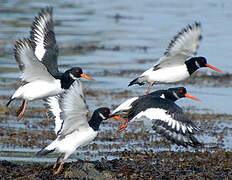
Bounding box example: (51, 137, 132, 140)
(105, 109, 108, 113)
(179, 90, 183, 93)
(76, 70, 79, 73)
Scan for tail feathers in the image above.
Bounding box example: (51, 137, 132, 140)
(6, 98, 14, 107)
(128, 77, 145, 87)
(36, 147, 55, 156)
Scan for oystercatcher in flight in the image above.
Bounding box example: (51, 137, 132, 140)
(37, 81, 120, 175)
(112, 87, 201, 147)
(6, 8, 93, 120)
(129, 22, 222, 95)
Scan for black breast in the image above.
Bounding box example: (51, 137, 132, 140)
(185, 58, 199, 75)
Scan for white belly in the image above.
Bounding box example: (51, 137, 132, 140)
(12, 80, 63, 101)
(142, 65, 189, 83)
(56, 128, 98, 154)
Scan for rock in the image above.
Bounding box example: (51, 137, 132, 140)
(64, 161, 113, 179)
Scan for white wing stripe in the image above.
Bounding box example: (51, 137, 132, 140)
(132, 108, 191, 134)
(171, 120, 176, 129)
(47, 96, 62, 135)
(187, 126, 193, 133)
(34, 19, 47, 61)
(176, 121, 180, 131)
(181, 125, 186, 133)
(112, 97, 138, 114)
(31, 9, 53, 61)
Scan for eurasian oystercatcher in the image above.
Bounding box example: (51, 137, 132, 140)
(6, 8, 93, 120)
(112, 87, 201, 147)
(37, 81, 119, 175)
(128, 22, 222, 94)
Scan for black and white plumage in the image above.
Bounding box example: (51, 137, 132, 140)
(6, 7, 93, 120)
(29, 7, 93, 81)
(112, 87, 201, 147)
(129, 22, 222, 95)
(30, 7, 59, 77)
(29, 7, 94, 84)
(6, 39, 64, 119)
(112, 87, 200, 119)
(45, 95, 63, 135)
(37, 81, 117, 175)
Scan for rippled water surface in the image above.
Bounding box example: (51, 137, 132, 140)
(0, 0, 232, 162)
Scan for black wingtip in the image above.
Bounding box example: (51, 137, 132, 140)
(194, 21, 201, 28)
(189, 135, 202, 148)
(36, 148, 55, 156)
(14, 38, 31, 54)
(128, 77, 144, 87)
(128, 79, 135, 87)
(38, 6, 53, 19)
(42, 6, 53, 13)
(6, 98, 14, 107)
(30, 6, 54, 50)
(152, 122, 202, 148)
(164, 21, 202, 56)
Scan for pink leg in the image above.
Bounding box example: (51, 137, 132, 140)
(145, 82, 155, 95)
(54, 160, 65, 175)
(17, 100, 27, 120)
(53, 155, 61, 169)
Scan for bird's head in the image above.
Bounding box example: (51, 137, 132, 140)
(68, 67, 95, 81)
(167, 87, 200, 102)
(95, 107, 112, 121)
(195, 57, 221, 72)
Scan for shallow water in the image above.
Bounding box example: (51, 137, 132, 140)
(0, 0, 232, 162)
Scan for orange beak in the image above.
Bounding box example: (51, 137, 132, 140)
(109, 114, 124, 122)
(206, 64, 222, 72)
(80, 73, 96, 81)
(185, 93, 201, 102)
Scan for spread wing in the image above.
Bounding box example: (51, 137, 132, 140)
(30, 7, 59, 76)
(45, 96, 63, 135)
(59, 80, 89, 138)
(154, 22, 202, 69)
(129, 97, 200, 147)
(14, 38, 55, 82)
